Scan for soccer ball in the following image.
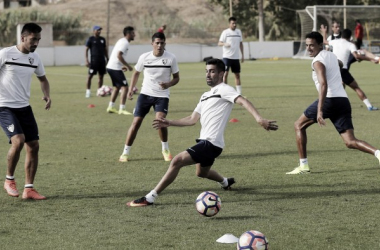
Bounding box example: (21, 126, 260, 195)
(195, 191, 221, 217)
(97, 85, 112, 97)
(237, 230, 269, 250)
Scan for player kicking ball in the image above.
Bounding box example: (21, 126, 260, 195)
(127, 58, 278, 207)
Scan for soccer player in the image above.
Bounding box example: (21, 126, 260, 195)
(0, 23, 51, 200)
(106, 26, 135, 115)
(325, 21, 342, 51)
(127, 58, 278, 207)
(286, 32, 380, 175)
(322, 27, 379, 111)
(355, 19, 364, 49)
(218, 16, 244, 94)
(85, 25, 109, 98)
(119, 32, 179, 162)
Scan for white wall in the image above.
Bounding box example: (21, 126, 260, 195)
(35, 41, 295, 66)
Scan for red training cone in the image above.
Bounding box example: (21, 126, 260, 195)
(229, 118, 239, 123)
(87, 104, 95, 108)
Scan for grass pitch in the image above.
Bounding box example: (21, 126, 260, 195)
(1, 59, 380, 249)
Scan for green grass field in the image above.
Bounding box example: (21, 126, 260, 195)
(1, 59, 380, 250)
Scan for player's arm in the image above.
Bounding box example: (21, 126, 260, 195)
(117, 51, 132, 71)
(37, 75, 51, 110)
(159, 72, 180, 89)
(127, 70, 140, 100)
(352, 49, 379, 63)
(104, 44, 109, 62)
(235, 96, 278, 131)
(313, 61, 327, 127)
(152, 111, 200, 129)
(85, 47, 90, 67)
(240, 42, 244, 63)
(320, 24, 329, 45)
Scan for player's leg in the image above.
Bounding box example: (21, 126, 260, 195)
(231, 60, 242, 94)
(286, 102, 317, 174)
(118, 85, 132, 115)
(340, 129, 378, 154)
(85, 73, 94, 98)
(222, 58, 230, 83)
(106, 69, 122, 113)
(97, 74, 104, 89)
(357, 49, 379, 64)
(154, 97, 171, 161)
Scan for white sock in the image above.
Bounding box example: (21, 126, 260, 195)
(119, 104, 126, 110)
(123, 145, 131, 155)
(236, 85, 242, 95)
(375, 56, 379, 62)
(24, 184, 33, 188)
(375, 150, 380, 158)
(300, 158, 308, 166)
(108, 102, 115, 108)
(86, 89, 91, 93)
(6, 175, 14, 180)
(219, 177, 228, 187)
(162, 141, 169, 151)
(363, 99, 372, 108)
(145, 190, 158, 203)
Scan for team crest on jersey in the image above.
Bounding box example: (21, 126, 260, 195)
(7, 124, 14, 133)
(162, 59, 168, 65)
(28, 57, 34, 65)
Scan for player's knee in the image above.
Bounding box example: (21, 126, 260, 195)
(344, 139, 357, 149)
(196, 170, 208, 178)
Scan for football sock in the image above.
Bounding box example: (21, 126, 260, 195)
(300, 158, 308, 166)
(374, 56, 379, 63)
(123, 145, 131, 155)
(6, 175, 14, 180)
(375, 150, 380, 158)
(24, 184, 33, 188)
(236, 85, 242, 95)
(119, 104, 126, 110)
(219, 178, 228, 187)
(145, 190, 158, 203)
(363, 99, 372, 108)
(86, 89, 90, 94)
(162, 141, 169, 151)
(109, 102, 115, 108)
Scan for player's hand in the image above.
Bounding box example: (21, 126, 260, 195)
(317, 112, 325, 127)
(259, 119, 278, 131)
(85, 62, 90, 68)
(152, 118, 169, 129)
(127, 65, 133, 71)
(224, 43, 231, 48)
(127, 89, 134, 100)
(122, 66, 128, 72)
(42, 96, 51, 110)
(159, 82, 170, 90)
(320, 24, 327, 34)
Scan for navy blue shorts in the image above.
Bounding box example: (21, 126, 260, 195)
(222, 58, 241, 73)
(0, 106, 39, 143)
(186, 139, 223, 167)
(304, 98, 354, 133)
(341, 69, 355, 85)
(134, 93, 169, 118)
(106, 68, 128, 87)
(89, 58, 106, 75)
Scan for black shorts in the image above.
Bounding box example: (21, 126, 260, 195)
(222, 58, 241, 73)
(106, 68, 128, 87)
(186, 139, 223, 167)
(304, 98, 354, 133)
(341, 69, 355, 85)
(89, 58, 106, 75)
(134, 93, 169, 118)
(0, 106, 39, 143)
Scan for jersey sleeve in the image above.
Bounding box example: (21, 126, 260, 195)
(349, 42, 357, 53)
(238, 29, 243, 42)
(194, 99, 202, 115)
(220, 84, 240, 103)
(171, 55, 179, 74)
(219, 30, 226, 42)
(85, 37, 91, 47)
(0, 49, 7, 67)
(134, 53, 145, 72)
(34, 53, 46, 77)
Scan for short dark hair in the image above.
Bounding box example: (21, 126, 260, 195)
(152, 32, 166, 42)
(123, 26, 134, 36)
(21, 23, 42, 35)
(206, 58, 225, 72)
(305, 31, 323, 44)
(342, 29, 352, 39)
(229, 17, 236, 22)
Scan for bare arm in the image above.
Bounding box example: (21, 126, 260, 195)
(117, 51, 132, 71)
(240, 42, 244, 63)
(127, 70, 140, 100)
(104, 45, 109, 62)
(159, 72, 180, 89)
(152, 111, 201, 129)
(313, 61, 327, 127)
(37, 75, 51, 110)
(85, 47, 90, 67)
(235, 96, 278, 131)
(218, 41, 230, 47)
(320, 24, 329, 45)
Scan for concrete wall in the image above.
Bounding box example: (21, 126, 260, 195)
(35, 41, 295, 66)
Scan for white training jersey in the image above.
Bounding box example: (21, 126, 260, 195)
(311, 50, 347, 98)
(134, 50, 179, 98)
(328, 39, 357, 69)
(219, 28, 243, 59)
(0, 46, 46, 108)
(106, 37, 130, 70)
(194, 83, 240, 149)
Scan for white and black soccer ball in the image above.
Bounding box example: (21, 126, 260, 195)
(97, 85, 112, 97)
(237, 230, 269, 250)
(96, 87, 106, 97)
(195, 191, 221, 217)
